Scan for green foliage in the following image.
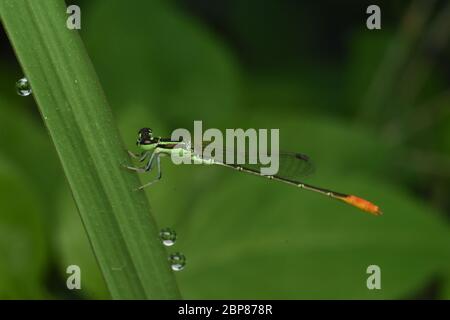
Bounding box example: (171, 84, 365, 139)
(172, 117, 449, 299)
(82, 0, 242, 129)
(0, 0, 179, 299)
(0, 0, 448, 299)
(0, 156, 48, 299)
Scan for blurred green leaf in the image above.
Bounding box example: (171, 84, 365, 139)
(245, 114, 390, 179)
(0, 97, 62, 206)
(0, 156, 48, 299)
(442, 271, 450, 299)
(144, 115, 449, 299)
(82, 0, 241, 128)
(345, 30, 392, 114)
(243, 68, 345, 118)
(174, 170, 449, 299)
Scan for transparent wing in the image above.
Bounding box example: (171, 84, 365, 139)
(192, 141, 315, 180)
(238, 151, 315, 180)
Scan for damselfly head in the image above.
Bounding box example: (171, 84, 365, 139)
(137, 127, 153, 145)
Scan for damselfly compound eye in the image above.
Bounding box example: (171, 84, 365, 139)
(137, 128, 153, 145)
(16, 77, 32, 96)
(168, 252, 186, 271)
(138, 127, 152, 136)
(159, 228, 177, 247)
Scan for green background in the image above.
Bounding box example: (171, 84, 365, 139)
(0, 0, 449, 299)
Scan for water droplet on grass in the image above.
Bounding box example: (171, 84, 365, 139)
(159, 227, 177, 246)
(16, 77, 32, 96)
(169, 252, 186, 271)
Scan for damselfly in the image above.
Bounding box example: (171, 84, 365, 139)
(124, 128, 382, 216)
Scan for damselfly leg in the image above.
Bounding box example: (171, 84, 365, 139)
(124, 149, 163, 189)
(127, 150, 149, 162)
(136, 154, 162, 190)
(122, 151, 151, 173)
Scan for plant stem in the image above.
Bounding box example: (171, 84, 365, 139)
(0, 0, 180, 299)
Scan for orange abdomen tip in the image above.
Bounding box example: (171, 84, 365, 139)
(340, 195, 382, 216)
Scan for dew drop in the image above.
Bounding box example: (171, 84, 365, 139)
(159, 227, 177, 247)
(16, 77, 32, 96)
(168, 252, 186, 271)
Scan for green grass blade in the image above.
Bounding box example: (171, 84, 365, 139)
(0, 0, 180, 299)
